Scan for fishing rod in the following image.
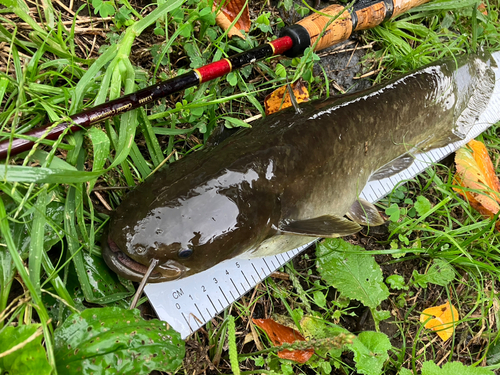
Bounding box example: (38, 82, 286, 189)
(0, 0, 430, 159)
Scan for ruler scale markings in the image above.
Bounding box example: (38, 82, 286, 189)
(387, 175, 396, 188)
(230, 278, 241, 295)
(219, 286, 231, 305)
(383, 179, 392, 192)
(194, 303, 206, 321)
(188, 313, 202, 329)
(262, 258, 273, 273)
(229, 290, 236, 300)
(241, 270, 252, 288)
(370, 183, 380, 199)
(363, 193, 371, 202)
(181, 312, 194, 333)
(207, 295, 218, 314)
(269, 259, 277, 269)
(274, 255, 281, 266)
(408, 163, 420, 177)
(372, 180, 383, 194)
(252, 263, 262, 279)
(217, 298, 225, 310)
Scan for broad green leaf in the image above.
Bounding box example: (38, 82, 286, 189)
(227, 72, 238, 86)
(372, 309, 391, 323)
(412, 259, 455, 288)
(0, 324, 51, 375)
(421, 361, 493, 375)
(487, 337, 500, 365)
(54, 307, 185, 374)
(312, 291, 327, 308)
(80, 251, 134, 304)
(399, 368, 413, 375)
(386, 275, 408, 290)
(385, 203, 400, 222)
(414, 196, 432, 216)
(350, 331, 391, 375)
(222, 116, 251, 128)
(316, 239, 389, 309)
(275, 63, 286, 78)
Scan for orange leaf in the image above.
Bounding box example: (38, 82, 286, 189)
(213, 0, 250, 39)
(252, 318, 314, 363)
(420, 301, 459, 341)
(478, 2, 488, 15)
(264, 81, 310, 115)
(454, 139, 500, 230)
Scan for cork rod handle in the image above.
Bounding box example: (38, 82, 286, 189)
(295, 0, 431, 53)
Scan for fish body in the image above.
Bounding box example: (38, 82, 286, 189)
(103, 53, 496, 282)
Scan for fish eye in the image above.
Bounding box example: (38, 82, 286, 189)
(178, 248, 194, 259)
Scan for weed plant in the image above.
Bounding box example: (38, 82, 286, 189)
(0, 0, 499, 373)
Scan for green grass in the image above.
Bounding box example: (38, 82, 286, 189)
(1, 0, 500, 373)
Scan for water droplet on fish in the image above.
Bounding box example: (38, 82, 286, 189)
(135, 245, 147, 255)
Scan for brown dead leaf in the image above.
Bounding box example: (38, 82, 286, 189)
(264, 81, 310, 115)
(252, 318, 314, 363)
(420, 301, 459, 341)
(213, 0, 250, 39)
(454, 139, 500, 230)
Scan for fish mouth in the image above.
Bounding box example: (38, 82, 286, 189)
(102, 236, 186, 283)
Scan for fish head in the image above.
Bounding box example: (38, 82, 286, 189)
(102, 165, 280, 282)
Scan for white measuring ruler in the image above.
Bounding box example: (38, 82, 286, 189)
(145, 53, 500, 339)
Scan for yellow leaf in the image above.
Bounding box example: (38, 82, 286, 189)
(454, 139, 500, 230)
(264, 81, 310, 115)
(420, 301, 459, 341)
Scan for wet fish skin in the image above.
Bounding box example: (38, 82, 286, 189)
(102, 53, 496, 282)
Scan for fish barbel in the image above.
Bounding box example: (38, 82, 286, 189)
(102, 53, 496, 282)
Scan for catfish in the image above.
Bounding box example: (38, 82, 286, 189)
(102, 53, 496, 282)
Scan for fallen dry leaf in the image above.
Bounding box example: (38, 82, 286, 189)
(420, 301, 459, 341)
(213, 0, 250, 39)
(264, 81, 310, 115)
(252, 318, 314, 363)
(454, 139, 500, 230)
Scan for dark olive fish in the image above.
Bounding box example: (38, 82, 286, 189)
(102, 53, 496, 282)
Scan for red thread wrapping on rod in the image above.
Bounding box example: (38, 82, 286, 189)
(196, 59, 232, 83)
(269, 36, 294, 55)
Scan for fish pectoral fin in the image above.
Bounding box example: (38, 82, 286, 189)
(346, 198, 385, 226)
(279, 215, 362, 237)
(369, 154, 414, 181)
